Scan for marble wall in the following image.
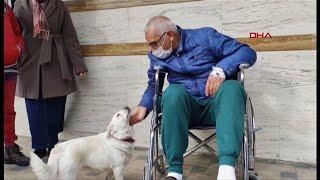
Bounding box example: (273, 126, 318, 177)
(14, 0, 316, 164)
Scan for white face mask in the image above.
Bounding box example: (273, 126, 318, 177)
(152, 33, 173, 59)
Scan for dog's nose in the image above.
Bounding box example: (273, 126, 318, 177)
(124, 106, 131, 111)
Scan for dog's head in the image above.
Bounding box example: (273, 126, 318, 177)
(106, 106, 135, 143)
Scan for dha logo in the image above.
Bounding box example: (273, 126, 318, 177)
(249, 32, 272, 38)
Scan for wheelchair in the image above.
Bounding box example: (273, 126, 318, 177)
(143, 64, 262, 180)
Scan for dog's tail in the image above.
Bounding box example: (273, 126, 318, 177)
(29, 151, 59, 180)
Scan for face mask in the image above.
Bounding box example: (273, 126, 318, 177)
(152, 33, 173, 59)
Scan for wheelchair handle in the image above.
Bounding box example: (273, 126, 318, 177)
(239, 63, 250, 70)
(238, 63, 251, 86)
(153, 65, 165, 71)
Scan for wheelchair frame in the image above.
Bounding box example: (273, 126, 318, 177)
(143, 64, 262, 180)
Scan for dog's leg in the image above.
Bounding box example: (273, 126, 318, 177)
(105, 168, 114, 180)
(58, 165, 79, 180)
(112, 166, 124, 180)
(59, 173, 77, 180)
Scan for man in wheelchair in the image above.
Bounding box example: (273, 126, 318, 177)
(130, 15, 257, 180)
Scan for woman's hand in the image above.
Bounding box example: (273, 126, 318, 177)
(78, 72, 87, 77)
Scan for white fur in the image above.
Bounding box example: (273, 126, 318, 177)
(30, 108, 134, 180)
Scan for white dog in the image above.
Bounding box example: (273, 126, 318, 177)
(29, 107, 135, 180)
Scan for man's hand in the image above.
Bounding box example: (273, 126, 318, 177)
(205, 75, 225, 97)
(129, 106, 147, 125)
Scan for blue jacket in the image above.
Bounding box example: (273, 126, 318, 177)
(139, 26, 257, 114)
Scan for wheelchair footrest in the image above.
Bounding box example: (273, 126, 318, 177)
(249, 127, 262, 133)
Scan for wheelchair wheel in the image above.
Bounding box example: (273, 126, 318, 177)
(235, 151, 244, 179)
(236, 131, 249, 180)
(247, 96, 262, 178)
(155, 154, 166, 175)
(143, 123, 166, 180)
(144, 152, 164, 180)
(246, 97, 255, 170)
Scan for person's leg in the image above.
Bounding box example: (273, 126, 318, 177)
(45, 95, 67, 151)
(25, 98, 49, 157)
(161, 84, 204, 178)
(213, 80, 246, 179)
(28, 67, 49, 157)
(161, 84, 190, 176)
(57, 96, 67, 133)
(25, 72, 49, 158)
(4, 77, 18, 146)
(4, 76, 30, 166)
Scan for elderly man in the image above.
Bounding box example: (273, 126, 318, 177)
(130, 15, 257, 180)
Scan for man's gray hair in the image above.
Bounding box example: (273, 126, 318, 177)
(144, 15, 178, 35)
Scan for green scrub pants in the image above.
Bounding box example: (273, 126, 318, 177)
(160, 80, 246, 174)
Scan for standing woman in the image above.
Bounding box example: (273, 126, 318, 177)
(13, 0, 88, 158)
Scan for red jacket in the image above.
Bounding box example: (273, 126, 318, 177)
(4, 3, 24, 66)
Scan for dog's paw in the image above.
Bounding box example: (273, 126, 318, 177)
(105, 169, 114, 180)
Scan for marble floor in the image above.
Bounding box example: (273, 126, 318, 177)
(4, 136, 316, 180)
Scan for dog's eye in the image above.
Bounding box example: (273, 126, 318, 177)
(117, 113, 121, 118)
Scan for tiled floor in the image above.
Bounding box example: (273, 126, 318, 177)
(4, 137, 316, 180)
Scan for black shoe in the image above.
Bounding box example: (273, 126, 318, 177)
(34, 149, 47, 159)
(4, 143, 30, 166)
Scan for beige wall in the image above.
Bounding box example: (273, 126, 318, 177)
(14, 0, 316, 164)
